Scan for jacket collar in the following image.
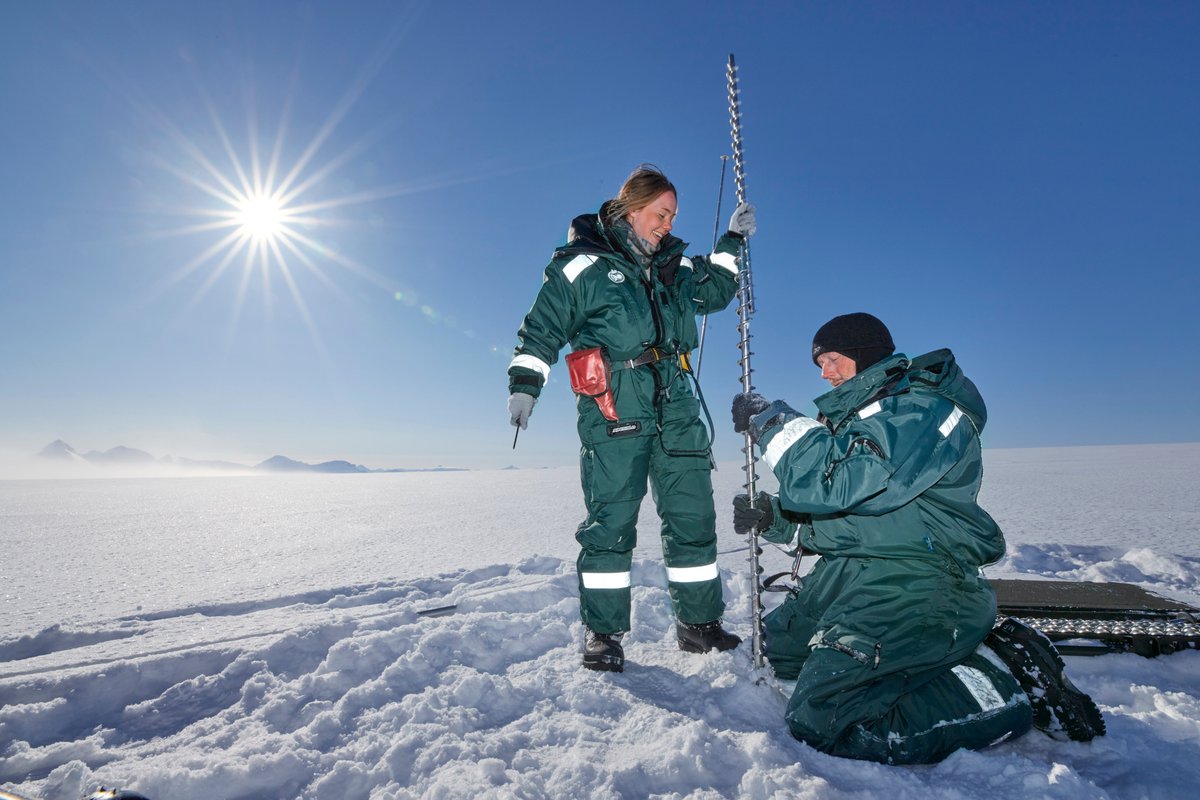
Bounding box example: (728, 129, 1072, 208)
(814, 353, 910, 430)
(557, 203, 686, 271)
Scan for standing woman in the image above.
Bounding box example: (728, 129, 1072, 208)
(507, 165, 756, 672)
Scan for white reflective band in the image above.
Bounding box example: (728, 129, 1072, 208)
(563, 254, 598, 283)
(680, 256, 694, 270)
(939, 406, 964, 438)
(763, 416, 825, 470)
(952, 664, 1006, 712)
(580, 571, 631, 590)
(710, 251, 738, 274)
(509, 354, 551, 381)
(858, 401, 883, 419)
(666, 563, 719, 583)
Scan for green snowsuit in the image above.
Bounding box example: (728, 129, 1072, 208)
(754, 350, 1032, 764)
(509, 204, 743, 633)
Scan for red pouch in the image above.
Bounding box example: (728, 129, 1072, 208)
(565, 347, 618, 421)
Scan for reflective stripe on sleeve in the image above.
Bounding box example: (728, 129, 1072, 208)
(763, 416, 825, 470)
(939, 406, 964, 438)
(580, 571, 632, 590)
(709, 251, 738, 274)
(858, 401, 882, 419)
(563, 254, 599, 283)
(666, 563, 719, 583)
(509, 354, 551, 381)
(680, 256, 694, 270)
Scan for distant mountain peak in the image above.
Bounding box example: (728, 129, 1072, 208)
(38, 440, 79, 459)
(257, 455, 306, 471)
(37, 440, 155, 466)
(91, 445, 155, 464)
(255, 455, 369, 474)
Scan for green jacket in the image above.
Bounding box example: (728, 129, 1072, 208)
(758, 349, 1004, 572)
(755, 351, 1016, 761)
(509, 205, 742, 444)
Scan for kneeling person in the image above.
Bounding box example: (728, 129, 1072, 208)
(730, 312, 1104, 764)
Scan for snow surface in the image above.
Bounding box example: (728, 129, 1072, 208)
(2, 443, 1198, 799)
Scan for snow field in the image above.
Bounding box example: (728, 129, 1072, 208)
(1, 444, 1199, 799)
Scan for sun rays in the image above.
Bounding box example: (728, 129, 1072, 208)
(118, 8, 442, 359)
(131, 62, 415, 367)
(120, 6, 514, 361)
(146, 89, 512, 359)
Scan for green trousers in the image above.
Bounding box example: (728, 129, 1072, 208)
(764, 556, 1032, 764)
(574, 432, 724, 633)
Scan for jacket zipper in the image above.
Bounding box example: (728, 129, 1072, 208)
(641, 272, 665, 348)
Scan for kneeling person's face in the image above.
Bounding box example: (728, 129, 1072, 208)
(817, 351, 857, 388)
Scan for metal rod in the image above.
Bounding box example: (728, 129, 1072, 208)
(695, 154, 729, 378)
(728, 55, 755, 317)
(728, 52, 765, 669)
(712, 154, 730, 249)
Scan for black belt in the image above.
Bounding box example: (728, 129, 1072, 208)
(613, 347, 690, 371)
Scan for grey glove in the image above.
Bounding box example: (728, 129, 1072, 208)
(508, 392, 535, 429)
(728, 202, 756, 238)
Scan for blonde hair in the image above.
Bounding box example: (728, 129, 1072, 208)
(605, 164, 677, 224)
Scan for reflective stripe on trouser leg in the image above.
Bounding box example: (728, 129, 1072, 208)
(650, 446, 724, 625)
(576, 501, 640, 633)
(575, 439, 652, 634)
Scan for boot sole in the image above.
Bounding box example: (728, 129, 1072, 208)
(677, 637, 741, 654)
(1046, 670, 1106, 741)
(582, 654, 624, 672)
(993, 618, 1106, 741)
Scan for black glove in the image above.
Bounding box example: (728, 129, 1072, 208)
(733, 492, 776, 535)
(731, 392, 771, 435)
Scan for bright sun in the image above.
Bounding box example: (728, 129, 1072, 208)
(233, 191, 291, 244)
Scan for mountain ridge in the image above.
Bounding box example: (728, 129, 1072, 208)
(35, 441, 467, 474)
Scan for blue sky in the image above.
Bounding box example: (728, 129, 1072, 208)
(1, 1, 1196, 470)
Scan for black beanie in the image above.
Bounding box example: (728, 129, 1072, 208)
(811, 312, 895, 370)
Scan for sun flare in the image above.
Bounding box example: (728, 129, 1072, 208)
(147, 93, 394, 337)
(144, 35, 474, 354)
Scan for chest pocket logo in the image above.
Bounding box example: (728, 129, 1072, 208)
(607, 269, 625, 284)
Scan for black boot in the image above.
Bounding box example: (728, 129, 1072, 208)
(986, 617, 1105, 741)
(677, 620, 741, 654)
(583, 628, 625, 672)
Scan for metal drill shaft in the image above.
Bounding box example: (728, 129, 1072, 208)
(728, 53, 765, 669)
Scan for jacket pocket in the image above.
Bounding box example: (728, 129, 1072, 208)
(812, 623, 883, 670)
(580, 440, 648, 503)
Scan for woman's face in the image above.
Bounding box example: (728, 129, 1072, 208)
(626, 190, 677, 249)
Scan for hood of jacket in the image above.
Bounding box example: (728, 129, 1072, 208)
(907, 349, 987, 433)
(813, 349, 987, 434)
